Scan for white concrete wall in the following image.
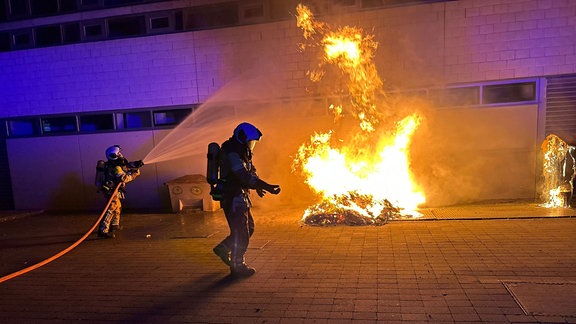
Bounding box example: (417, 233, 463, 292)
(3, 0, 575, 116)
(1, 0, 575, 210)
(444, 0, 576, 82)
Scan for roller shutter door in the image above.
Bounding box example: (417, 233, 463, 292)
(546, 74, 576, 143)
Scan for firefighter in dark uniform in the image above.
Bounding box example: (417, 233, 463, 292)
(212, 123, 281, 277)
(97, 145, 142, 238)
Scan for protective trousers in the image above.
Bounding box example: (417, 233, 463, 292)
(99, 192, 122, 233)
(220, 194, 254, 265)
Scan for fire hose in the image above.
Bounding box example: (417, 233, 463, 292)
(0, 182, 123, 284)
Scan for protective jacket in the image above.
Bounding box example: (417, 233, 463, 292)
(212, 122, 280, 277)
(219, 137, 260, 199)
(103, 158, 140, 198)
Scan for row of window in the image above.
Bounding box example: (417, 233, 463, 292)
(1, 80, 538, 138)
(1, 10, 184, 50)
(0, 1, 252, 51)
(0, 0, 454, 52)
(424, 80, 537, 108)
(0, 0, 165, 22)
(3, 106, 194, 138)
(0, 0, 444, 23)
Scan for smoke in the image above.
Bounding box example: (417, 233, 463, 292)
(142, 3, 539, 210)
(409, 100, 538, 207)
(143, 62, 283, 165)
(142, 60, 335, 208)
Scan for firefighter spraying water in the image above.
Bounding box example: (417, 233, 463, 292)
(95, 145, 144, 238)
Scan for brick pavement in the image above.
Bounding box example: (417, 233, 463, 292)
(0, 204, 575, 323)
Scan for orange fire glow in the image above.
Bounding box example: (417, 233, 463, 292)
(294, 4, 425, 222)
(541, 134, 574, 208)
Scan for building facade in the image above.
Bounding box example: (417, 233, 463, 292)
(0, 0, 575, 211)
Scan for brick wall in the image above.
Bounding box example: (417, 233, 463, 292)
(1, 0, 575, 118)
(444, 0, 576, 83)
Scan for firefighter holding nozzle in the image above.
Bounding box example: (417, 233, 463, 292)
(208, 122, 281, 277)
(95, 145, 143, 238)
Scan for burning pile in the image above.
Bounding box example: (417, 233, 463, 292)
(293, 5, 425, 225)
(302, 192, 401, 226)
(541, 134, 575, 208)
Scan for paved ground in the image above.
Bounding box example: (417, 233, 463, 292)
(0, 202, 575, 323)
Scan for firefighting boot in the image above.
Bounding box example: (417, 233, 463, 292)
(98, 211, 115, 238)
(213, 243, 231, 266)
(230, 259, 255, 278)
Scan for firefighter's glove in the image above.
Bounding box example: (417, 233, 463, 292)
(256, 188, 266, 198)
(267, 184, 281, 195)
(256, 179, 281, 195)
(128, 160, 144, 169)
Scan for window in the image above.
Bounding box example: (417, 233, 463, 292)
(9, 0, 29, 17)
(30, 0, 58, 16)
(0, 0, 8, 22)
(430, 86, 480, 107)
(41, 116, 77, 134)
(12, 29, 33, 49)
(150, 16, 170, 29)
(60, 0, 78, 12)
(241, 3, 264, 20)
(62, 23, 81, 43)
(115, 111, 151, 129)
(34, 25, 62, 47)
(153, 109, 192, 126)
(0, 32, 10, 51)
(104, 0, 142, 6)
(81, 0, 102, 7)
(482, 82, 536, 104)
(83, 21, 105, 40)
(7, 118, 41, 137)
(239, 0, 266, 24)
(243, 5, 263, 19)
(80, 114, 114, 132)
(108, 15, 146, 38)
(184, 2, 239, 30)
(174, 11, 183, 31)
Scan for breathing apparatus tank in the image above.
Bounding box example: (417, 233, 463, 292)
(206, 142, 220, 185)
(95, 160, 108, 193)
(207, 142, 224, 201)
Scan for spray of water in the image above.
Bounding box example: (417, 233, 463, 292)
(143, 65, 286, 165)
(138, 52, 341, 208)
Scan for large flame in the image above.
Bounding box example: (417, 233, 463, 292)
(294, 4, 425, 223)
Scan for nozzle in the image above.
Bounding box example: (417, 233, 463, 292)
(128, 160, 144, 169)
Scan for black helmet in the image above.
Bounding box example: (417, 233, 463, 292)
(233, 122, 262, 144)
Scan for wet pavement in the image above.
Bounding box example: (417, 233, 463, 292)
(0, 202, 575, 323)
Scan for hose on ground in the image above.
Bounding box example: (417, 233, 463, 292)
(0, 182, 123, 284)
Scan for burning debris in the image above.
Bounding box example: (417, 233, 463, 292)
(541, 134, 576, 208)
(293, 5, 425, 225)
(301, 192, 401, 226)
